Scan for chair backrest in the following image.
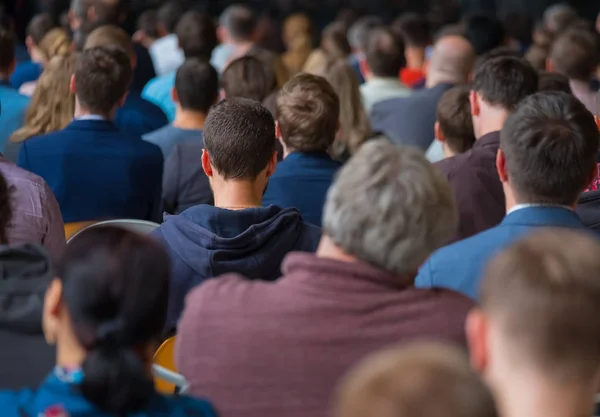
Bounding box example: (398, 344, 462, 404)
(64, 221, 99, 240)
(67, 219, 160, 244)
(154, 336, 180, 395)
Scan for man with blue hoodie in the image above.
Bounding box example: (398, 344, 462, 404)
(153, 98, 321, 329)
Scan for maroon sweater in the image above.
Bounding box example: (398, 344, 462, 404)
(176, 253, 475, 417)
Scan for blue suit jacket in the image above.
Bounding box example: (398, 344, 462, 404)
(18, 119, 164, 223)
(263, 152, 342, 227)
(114, 91, 169, 137)
(415, 207, 590, 300)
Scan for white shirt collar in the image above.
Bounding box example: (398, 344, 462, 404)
(74, 115, 106, 122)
(507, 203, 573, 215)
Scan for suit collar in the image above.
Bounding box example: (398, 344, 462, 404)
(501, 206, 584, 228)
(65, 119, 118, 132)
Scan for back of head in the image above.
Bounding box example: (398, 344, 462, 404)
(321, 22, 352, 60)
(283, 13, 312, 52)
(277, 73, 340, 153)
(473, 56, 538, 111)
(56, 226, 170, 415)
(157, 0, 184, 34)
(366, 27, 406, 78)
(222, 55, 275, 102)
(392, 13, 431, 48)
(39, 28, 72, 60)
(481, 229, 600, 382)
(437, 85, 476, 154)
(465, 13, 506, 56)
(543, 3, 578, 35)
(175, 58, 218, 113)
(203, 98, 275, 180)
(524, 44, 549, 71)
(84, 25, 134, 57)
(75, 46, 132, 115)
(137, 10, 158, 39)
(348, 16, 383, 52)
(176, 11, 217, 59)
(428, 35, 475, 84)
(474, 46, 523, 74)
(27, 13, 57, 45)
(334, 343, 497, 417)
(500, 91, 599, 206)
(0, 27, 15, 74)
(538, 71, 572, 94)
(220, 4, 256, 42)
(502, 10, 533, 47)
(550, 28, 598, 82)
(323, 140, 457, 277)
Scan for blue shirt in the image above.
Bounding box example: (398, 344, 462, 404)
(142, 72, 176, 122)
(143, 125, 203, 159)
(263, 152, 342, 227)
(114, 91, 169, 137)
(10, 61, 43, 89)
(0, 82, 30, 153)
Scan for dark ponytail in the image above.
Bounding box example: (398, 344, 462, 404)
(58, 227, 171, 416)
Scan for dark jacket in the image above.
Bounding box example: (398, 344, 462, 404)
(0, 244, 55, 390)
(17, 119, 164, 223)
(153, 205, 321, 328)
(577, 189, 600, 232)
(114, 91, 169, 137)
(370, 83, 454, 150)
(435, 131, 504, 242)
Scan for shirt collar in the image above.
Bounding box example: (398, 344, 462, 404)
(507, 203, 573, 215)
(74, 114, 107, 122)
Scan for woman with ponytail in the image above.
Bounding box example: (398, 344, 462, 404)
(0, 226, 218, 417)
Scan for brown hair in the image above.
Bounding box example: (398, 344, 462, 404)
(334, 343, 498, 417)
(277, 73, 340, 153)
(550, 28, 598, 81)
(436, 85, 475, 154)
(84, 25, 134, 58)
(481, 229, 600, 382)
(321, 22, 352, 61)
(38, 28, 71, 61)
(221, 56, 275, 103)
(11, 54, 76, 143)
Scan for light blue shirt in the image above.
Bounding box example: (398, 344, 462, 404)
(0, 84, 30, 153)
(143, 124, 203, 159)
(142, 72, 177, 122)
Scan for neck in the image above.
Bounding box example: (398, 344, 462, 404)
(74, 101, 113, 121)
(405, 47, 425, 70)
(316, 235, 358, 263)
(212, 179, 263, 210)
(442, 142, 457, 159)
(475, 110, 508, 139)
(426, 71, 461, 88)
(55, 331, 87, 370)
(504, 186, 577, 212)
(172, 109, 207, 130)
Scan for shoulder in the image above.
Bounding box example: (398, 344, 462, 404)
(155, 394, 218, 417)
(297, 221, 322, 251)
(0, 159, 48, 190)
(414, 287, 476, 309)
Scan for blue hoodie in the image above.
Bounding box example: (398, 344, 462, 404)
(153, 205, 322, 328)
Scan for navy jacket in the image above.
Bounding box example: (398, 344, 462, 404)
(18, 119, 164, 223)
(415, 207, 590, 300)
(263, 152, 342, 227)
(153, 205, 321, 329)
(114, 91, 169, 137)
(370, 83, 454, 150)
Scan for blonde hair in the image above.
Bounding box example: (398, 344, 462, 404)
(38, 28, 71, 61)
(10, 54, 76, 143)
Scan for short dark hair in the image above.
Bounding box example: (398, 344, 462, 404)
(502, 10, 533, 46)
(550, 28, 598, 81)
(137, 10, 158, 39)
(466, 13, 506, 56)
(175, 58, 219, 113)
(366, 27, 406, 78)
(277, 73, 340, 153)
(0, 28, 15, 71)
(27, 13, 57, 45)
(501, 92, 599, 206)
(348, 15, 383, 51)
(473, 56, 538, 111)
(220, 4, 257, 41)
(538, 71, 572, 94)
(392, 13, 431, 48)
(203, 98, 276, 180)
(321, 21, 352, 60)
(437, 85, 476, 154)
(75, 46, 132, 115)
(157, 0, 184, 34)
(221, 56, 275, 102)
(474, 46, 523, 73)
(84, 25, 135, 57)
(176, 11, 218, 59)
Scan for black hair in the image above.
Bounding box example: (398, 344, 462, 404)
(392, 13, 431, 48)
(157, 0, 184, 34)
(221, 4, 257, 41)
(175, 58, 219, 113)
(465, 13, 506, 56)
(538, 71, 572, 94)
(0, 27, 15, 71)
(221, 55, 275, 102)
(176, 11, 218, 59)
(474, 46, 523, 73)
(366, 27, 406, 78)
(57, 226, 170, 415)
(27, 13, 58, 44)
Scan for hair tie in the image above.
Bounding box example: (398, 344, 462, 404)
(95, 319, 126, 347)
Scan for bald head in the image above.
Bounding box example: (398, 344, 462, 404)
(428, 35, 475, 86)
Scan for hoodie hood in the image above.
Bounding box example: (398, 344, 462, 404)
(159, 205, 314, 280)
(0, 244, 53, 334)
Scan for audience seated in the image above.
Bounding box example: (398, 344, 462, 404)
(0, 28, 30, 153)
(548, 28, 599, 114)
(176, 140, 473, 417)
(221, 55, 277, 103)
(281, 13, 313, 75)
(392, 13, 430, 88)
(426, 85, 476, 162)
(262, 73, 343, 226)
(143, 11, 218, 121)
(436, 56, 538, 241)
(334, 343, 498, 417)
(18, 46, 163, 223)
(346, 16, 383, 85)
(84, 25, 169, 137)
(7, 54, 75, 162)
(0, 225, 218, 416)
(538, 71, 573, 93)
(467, 229, 600, 417)
(370, 34, 474, 150)
(149, 1, 184, 76)
(152, 98, 321, 329)
(416, 91, 599, 299)
(360, 27, 410, 112)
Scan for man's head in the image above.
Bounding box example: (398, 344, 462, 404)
(72, 45, 132, 117)
(173, 58, 219, 114)
(543, 3, 578, 35)
(202, 98, 277, 192)
(465, 13, 506, 56)
(218, 4, 257, 44)
(176, 11, 218, 60)
(470, 56, 538, 138)
(0, 27, 15, 77)
(84, 25, 135, 67)
(322, 140, 456, 278)
(334, 343, 497, 417)
(538, 71, 572, 94)
(468, 229, 600, 396)
(392, 13, 430, 69)
(549, 29, 598, 82)
(498, 92, 599, 207)
(69, 0, 123, 31)
(364, 27, 406, 79)
(276, 73, 340, 154)
(156, 0, 184, 37)
(348, 16, 382, 53)
(221, 56, 276, 103)
(435, 85, 476, 157)
(427, 35, 475, 87)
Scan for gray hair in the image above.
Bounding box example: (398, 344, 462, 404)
(70, 0, 90, 19)
(347, 16, 382, 51)
(543, 3, 577, 33)
(322, 140, 457, 276)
